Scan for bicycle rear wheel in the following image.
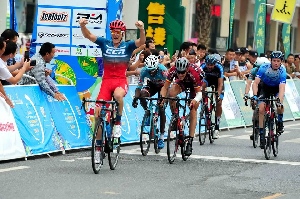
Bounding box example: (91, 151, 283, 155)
(140, 112, 152, 156)
(199, 107, 207, 145)
(208, 117, 214, 144)
(91, 119, 104, 174)
(252, 119, 259, 148)
(167, 115, 179, 164)
(107, 121, 120, 170)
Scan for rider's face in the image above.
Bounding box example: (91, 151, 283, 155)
(177, 70, 187, 80)
(207, 64, 214, 70)
(110, 29, 123, 44)
(271, 58, 282, 69)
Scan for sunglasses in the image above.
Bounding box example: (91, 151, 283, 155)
(110, 30, 123, 35)
(177, 70, 186, 74)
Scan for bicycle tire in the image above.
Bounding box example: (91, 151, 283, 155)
(154, 127, 160, 154)
(108, 136, 120, 170)
(272, 119, 279, 157)
(181, 114, 190, 161)
(264, 118, 272, 160)
(167, 115, 179, 164)
(252, 119, 259, 148)
(91, 119, 104, 174)
(199, 107, 207, 145)
(140, 112, 152, 156)
(208, 117, 214, 144)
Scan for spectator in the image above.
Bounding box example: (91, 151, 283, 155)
(0, 40, 31, 85)
(222, 48, 237, 79)
(178, 41, 192, 58)
(20, 42, 66, 101)
(196, 44, 207, 66)
(190, 42, 197, 52)
(285, 54, 296, 77)
(132, 38, 155, 62)
(187, 49, 197, 64)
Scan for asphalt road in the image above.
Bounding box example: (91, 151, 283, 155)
(1, 121, 300, 199)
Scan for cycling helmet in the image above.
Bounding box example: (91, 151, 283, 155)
(109, 20, 126, 31)
(175, 57, 189, 71)
(145, 55, 159, 70)
(270, 51, 284, 60)
(205, 54, 217, 65)
(254, 57, 270, 67)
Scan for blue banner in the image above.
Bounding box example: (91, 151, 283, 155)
(5, 86, 60, 156)
(45, 86, 92, 149)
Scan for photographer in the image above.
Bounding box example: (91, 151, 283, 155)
(20, 42, 66, 101)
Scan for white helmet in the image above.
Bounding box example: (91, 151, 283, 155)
(175, 57, 189, 71)
(145, 55, 159, 70)
(254, 57, 270, 67)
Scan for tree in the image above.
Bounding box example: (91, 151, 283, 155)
(195, 0, 214, 47)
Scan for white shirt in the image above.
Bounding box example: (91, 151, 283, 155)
(0, 58, 12, 80)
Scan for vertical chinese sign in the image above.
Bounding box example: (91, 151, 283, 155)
(138, 0, 185, 54)
(228, 0, 235, 48)
(254, 0, 266, 54)
(282, 24, 291, 58)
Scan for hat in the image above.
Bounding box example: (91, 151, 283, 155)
(249, 50, 258, 57)
(240, 47, 249, 54)
(235, 49, 242, 54)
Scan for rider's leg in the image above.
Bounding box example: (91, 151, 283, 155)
(277, 106, 284, 134)
(258, 102, 266, 147)
(113, 86, 127, 138)
(168, 84, 182, 114)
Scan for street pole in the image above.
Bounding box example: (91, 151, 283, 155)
(253, 3, 274, 49)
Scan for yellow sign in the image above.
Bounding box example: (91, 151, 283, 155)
(153, 27, 166, 46)
(148, 16, 164, 24)
(271, 0, 297, 24)
(147, 2, 165, 15)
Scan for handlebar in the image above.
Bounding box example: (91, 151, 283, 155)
(81, 97, 117, 113)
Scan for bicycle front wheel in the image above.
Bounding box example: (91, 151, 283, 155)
(91, 119, 104, 174)
(108, 134, 121, 170)
(264, 118, 272, 160)
(167, 115, 179, 164)
(140, 112, 152, 156)
(252, 119, 259, 148)
(198, 107, 207, 145)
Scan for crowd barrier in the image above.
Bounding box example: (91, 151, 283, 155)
(1, 80, 300, 161)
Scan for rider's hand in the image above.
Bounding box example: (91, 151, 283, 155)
(243, 93, 249, 100)
(132, 98, 138, 108)
(158, 98, 165, 107)
(135, 21, 144, 29)
(79, 18, 88, 27)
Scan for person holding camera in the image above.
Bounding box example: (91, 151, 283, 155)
(20, 42, 66, 101)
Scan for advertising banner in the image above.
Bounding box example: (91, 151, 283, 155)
(45, 85, 91, 149)
(285, 79, 300, 119)
(5, 86, 61, 156)
(222, 81, 245, 128)
(254, 0, 266, 54)
(0, 97, 26, 161)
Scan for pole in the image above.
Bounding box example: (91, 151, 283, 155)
(253, 3, 274, 49)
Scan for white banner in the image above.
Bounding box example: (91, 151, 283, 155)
(0, 98, 26, 161)
(285, 80, 300, 112)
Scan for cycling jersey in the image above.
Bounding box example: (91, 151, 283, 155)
(256, 64, 287, 87)
(94, 37, 136, 101)
(248, 57, 271, 80)
(137, 63, 168, 89)
(201, 62, 224, 87)
(167, 65, 202, 98)
(94, 37, 136, 79)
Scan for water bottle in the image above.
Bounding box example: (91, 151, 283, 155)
(106, 122, 112, 138)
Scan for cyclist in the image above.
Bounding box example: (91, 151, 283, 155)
(244, 51, 270, 140)
(252, 51, 286, 148)
(200, 54, 224, 139)
(132, 55, 168, 149)
(80, 18, 145, 162)
(160, 57, 203, 156)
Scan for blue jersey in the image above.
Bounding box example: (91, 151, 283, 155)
(94, 37, 136, 79)
(137, 64, 168, 89)
(256, 63, 286, 86)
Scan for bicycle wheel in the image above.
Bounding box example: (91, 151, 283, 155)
(167, 115, 179, 164)
(208, 116, 214, 144)
(153, 127, 160, 154)
(140, 112, 152, 156)
(91, 119, 104, 174)
(108, 123, 121, 170)
(199, 107, 207, 145)
(263, 119, 271, 160)
(181, 115, 190, 161)
(252, 119, 259, 148)
(272, 119, 279, 157)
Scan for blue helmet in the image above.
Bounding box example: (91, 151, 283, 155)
(205, 54, 217, 65)
(270, 51, 284, 60)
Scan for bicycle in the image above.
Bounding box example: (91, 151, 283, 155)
(135, 97, 163, 156)
(82, 98, 121, 174)
(244, 96, 259, 148)
(256, 96, 281, 160)
(198, 85, 218, 145)
(162, 91, 191, 164)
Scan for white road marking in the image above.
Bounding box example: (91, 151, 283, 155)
(60, 159, 75, 162)
(283, 138, 300, 143)
(218, 135, 234, 138)
(77, 157, 90, 160)
(231, 135, 250, 140)
(0, 166, 30, 173)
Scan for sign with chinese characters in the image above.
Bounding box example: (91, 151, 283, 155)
(228, 0, 235, 47)
(138, 0, 185, 53)
(282, 24, 291, 58)
(271, 0, 297, 24)
(254, 0, 266, 54)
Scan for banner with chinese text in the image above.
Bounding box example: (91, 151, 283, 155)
(282, 24, 291, 58)
(228, 0, 235, 48)
(138, 0, 185, 54)
(271, 0, 296, 24)
(254, 0, 266, 54)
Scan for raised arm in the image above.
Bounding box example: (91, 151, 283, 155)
(134, 21, 146, 47)
(79, 18, 97, 43)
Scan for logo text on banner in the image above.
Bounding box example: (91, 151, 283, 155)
(271, 0, 297, 24)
